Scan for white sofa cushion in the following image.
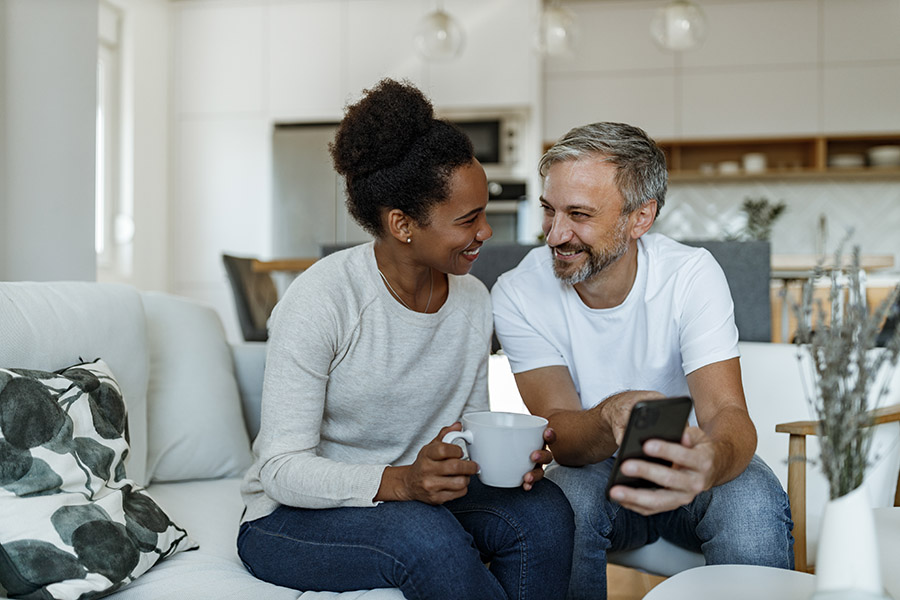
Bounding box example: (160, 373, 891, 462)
(0, 282, 150, 485)
(0, 360, 195, 599)
(142, 292, 253, 483)
(135, 479, 405, 600)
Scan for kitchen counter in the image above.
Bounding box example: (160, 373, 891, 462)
(771, 253, 895, 279)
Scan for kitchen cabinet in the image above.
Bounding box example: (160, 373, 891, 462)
(267, 1, 346, 122)
(679, 68, 818, 138)
(426, 0, 538, 110)
(174, 3, 265, 116)
(658, 133, 900, 181)
(346, 0, 427, 100)
(544, 72, 678, 141)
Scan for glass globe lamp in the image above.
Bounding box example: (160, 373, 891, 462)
(414, 9, 465, 61)
(650, 0, 707, 52)
(535, 2, 578, 58)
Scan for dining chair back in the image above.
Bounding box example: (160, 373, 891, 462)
(222, 254, 279, 342)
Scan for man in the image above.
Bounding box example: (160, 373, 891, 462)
(492, 122, 794, 600)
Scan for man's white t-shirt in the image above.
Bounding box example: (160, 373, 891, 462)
(492, 233, 740, 410)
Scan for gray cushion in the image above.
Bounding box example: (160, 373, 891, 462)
(142, 292, 253, 483)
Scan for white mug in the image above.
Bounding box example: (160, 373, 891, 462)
(441, 411, 548, 488)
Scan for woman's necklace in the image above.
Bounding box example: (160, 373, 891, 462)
(378, 268, 434, 313)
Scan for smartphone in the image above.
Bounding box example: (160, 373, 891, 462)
(604, 396, 692, 500)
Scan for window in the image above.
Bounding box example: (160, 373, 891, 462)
(96, 1, 128, 274)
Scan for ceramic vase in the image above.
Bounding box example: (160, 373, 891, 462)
(812, 485, 888, 599)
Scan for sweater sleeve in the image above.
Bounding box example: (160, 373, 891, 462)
(253, 274, 387, 509)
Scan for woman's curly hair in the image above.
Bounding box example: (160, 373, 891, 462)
(330, 78, 474, 237)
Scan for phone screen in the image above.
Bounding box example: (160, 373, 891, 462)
(604, 396, 692, 499)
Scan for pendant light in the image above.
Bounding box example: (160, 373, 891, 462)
(650, 0, 707, 52)
(414, 3, 465, 61)
(535, 0, 578, 58)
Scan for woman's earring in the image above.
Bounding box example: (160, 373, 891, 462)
(407, 237, 411, 244)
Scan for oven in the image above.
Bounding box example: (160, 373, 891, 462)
(484, 180, 526, 243)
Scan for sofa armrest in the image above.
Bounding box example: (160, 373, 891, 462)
(231, 342, 267, 441)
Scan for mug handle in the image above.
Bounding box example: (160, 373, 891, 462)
(441, 430, 474, 462)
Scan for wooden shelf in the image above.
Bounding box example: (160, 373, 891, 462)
(657, 133, 900, 181)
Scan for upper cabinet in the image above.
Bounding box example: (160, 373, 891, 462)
(426, 0, 538, 109)
(542, 0, 900, 143)
(345, 0, 427, 105)
(267, 2, 346, 122)
(174, 3, 266, 116)
(257, 0, 538, 122)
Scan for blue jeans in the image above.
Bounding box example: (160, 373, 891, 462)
(546, 455, 794, 600)
(237, 477, 575, 600)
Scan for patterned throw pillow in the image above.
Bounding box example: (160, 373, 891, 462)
(0, 360, 196, 600)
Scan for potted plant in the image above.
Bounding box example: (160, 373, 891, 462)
(792, 243, 900, 598)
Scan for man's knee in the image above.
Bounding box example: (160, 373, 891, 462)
(697, 456, 794, 568)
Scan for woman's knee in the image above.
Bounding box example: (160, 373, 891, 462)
(526, 478, 575, 540)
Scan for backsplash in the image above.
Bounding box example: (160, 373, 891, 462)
(653, 178, 900, 278)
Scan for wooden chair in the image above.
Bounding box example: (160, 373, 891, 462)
(222, 255, 316, 342)
(776, 403, 900, 573)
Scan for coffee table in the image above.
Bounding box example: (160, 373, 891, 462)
(642, 508, 899, 600)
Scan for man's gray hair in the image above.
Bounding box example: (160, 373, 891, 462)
(539, 122, 668, 217)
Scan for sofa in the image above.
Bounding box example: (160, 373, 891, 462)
(0, 281, 404, 600)
(2, 281, 898, 599)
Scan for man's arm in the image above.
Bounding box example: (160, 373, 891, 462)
(514, 365, 663, 467)
(686, 356, 757, 485)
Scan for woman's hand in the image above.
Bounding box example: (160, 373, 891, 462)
(521, 426, 556, 491)
(376, 423, 479, 505)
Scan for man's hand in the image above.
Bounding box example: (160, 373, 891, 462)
(606, 427, 716, 515)
(595, 390, 666, 447)
(521, 427, 557, 491)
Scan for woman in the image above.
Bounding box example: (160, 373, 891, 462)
(237, 79, 574, 599)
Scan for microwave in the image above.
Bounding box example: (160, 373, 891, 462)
(448, 114, 523, 173)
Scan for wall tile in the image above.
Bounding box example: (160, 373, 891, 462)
(654, 178, 900, 275)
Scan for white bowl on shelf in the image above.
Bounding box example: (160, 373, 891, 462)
(867, 145, 900, 168)
(717, 161, 740, 175)
(828, 153, 865, 169)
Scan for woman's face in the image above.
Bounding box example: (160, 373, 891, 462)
(415, 160, 492, 276)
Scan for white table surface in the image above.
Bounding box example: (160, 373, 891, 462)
(643, 508, 899, 600)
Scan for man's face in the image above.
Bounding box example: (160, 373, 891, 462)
(540, 157, 633, 285)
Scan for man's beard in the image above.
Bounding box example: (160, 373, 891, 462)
(551, 219, 629, 285)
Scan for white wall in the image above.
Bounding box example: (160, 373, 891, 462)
(1, 0, 98, 282)
(0, 4, 7, 280)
